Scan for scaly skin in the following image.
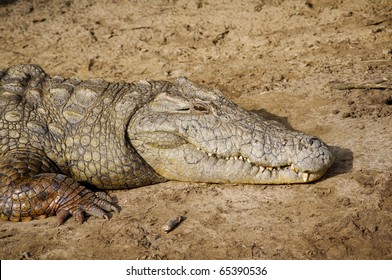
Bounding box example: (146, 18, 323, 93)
(0, 64, 334, 224)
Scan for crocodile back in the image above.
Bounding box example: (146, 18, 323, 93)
(0, 64, 165, 188)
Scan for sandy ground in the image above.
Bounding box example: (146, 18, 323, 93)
(0, 0, 391, 260)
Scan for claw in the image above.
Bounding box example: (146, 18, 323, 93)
(56, 188, 119, 224)
(56, 209, 71, 225)
(110, 204, 120, 213)
(74, 208, 86, 224)
(93, 196, 120, 213)
(85, 204, 110, 220)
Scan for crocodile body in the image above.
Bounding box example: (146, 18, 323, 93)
(0, 64, 334, 224)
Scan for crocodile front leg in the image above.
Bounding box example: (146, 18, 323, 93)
(0, 149, 118, 224)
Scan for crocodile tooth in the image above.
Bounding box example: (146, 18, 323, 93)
(226, 157, 229, 160)
(208, 153, 212, 157)
(267, 167, 273, 171)
(277, 166, 281, 170)
(234, 156, 238, 160)
(259, 166, 265, 171)
(291, 164, 299, 173)
(302, 172, 309, 182)
(239, 156, 243, 161)
(246, 158, 251, 163)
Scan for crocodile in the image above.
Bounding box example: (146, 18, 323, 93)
(0, 64, 334, 224)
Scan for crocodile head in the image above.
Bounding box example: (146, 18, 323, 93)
(128, 77, 334, 184)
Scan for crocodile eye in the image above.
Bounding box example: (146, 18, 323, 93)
(175, 104, 209, 114)
(193, 105, 208, 112)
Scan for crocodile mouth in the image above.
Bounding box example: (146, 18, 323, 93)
(132, 135, 329, 184)
(195, 146, 313, 183)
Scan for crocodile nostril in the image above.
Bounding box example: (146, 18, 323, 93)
(309, 137, 321, 147)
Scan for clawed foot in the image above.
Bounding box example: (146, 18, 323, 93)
(56, 190, 120, 225)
